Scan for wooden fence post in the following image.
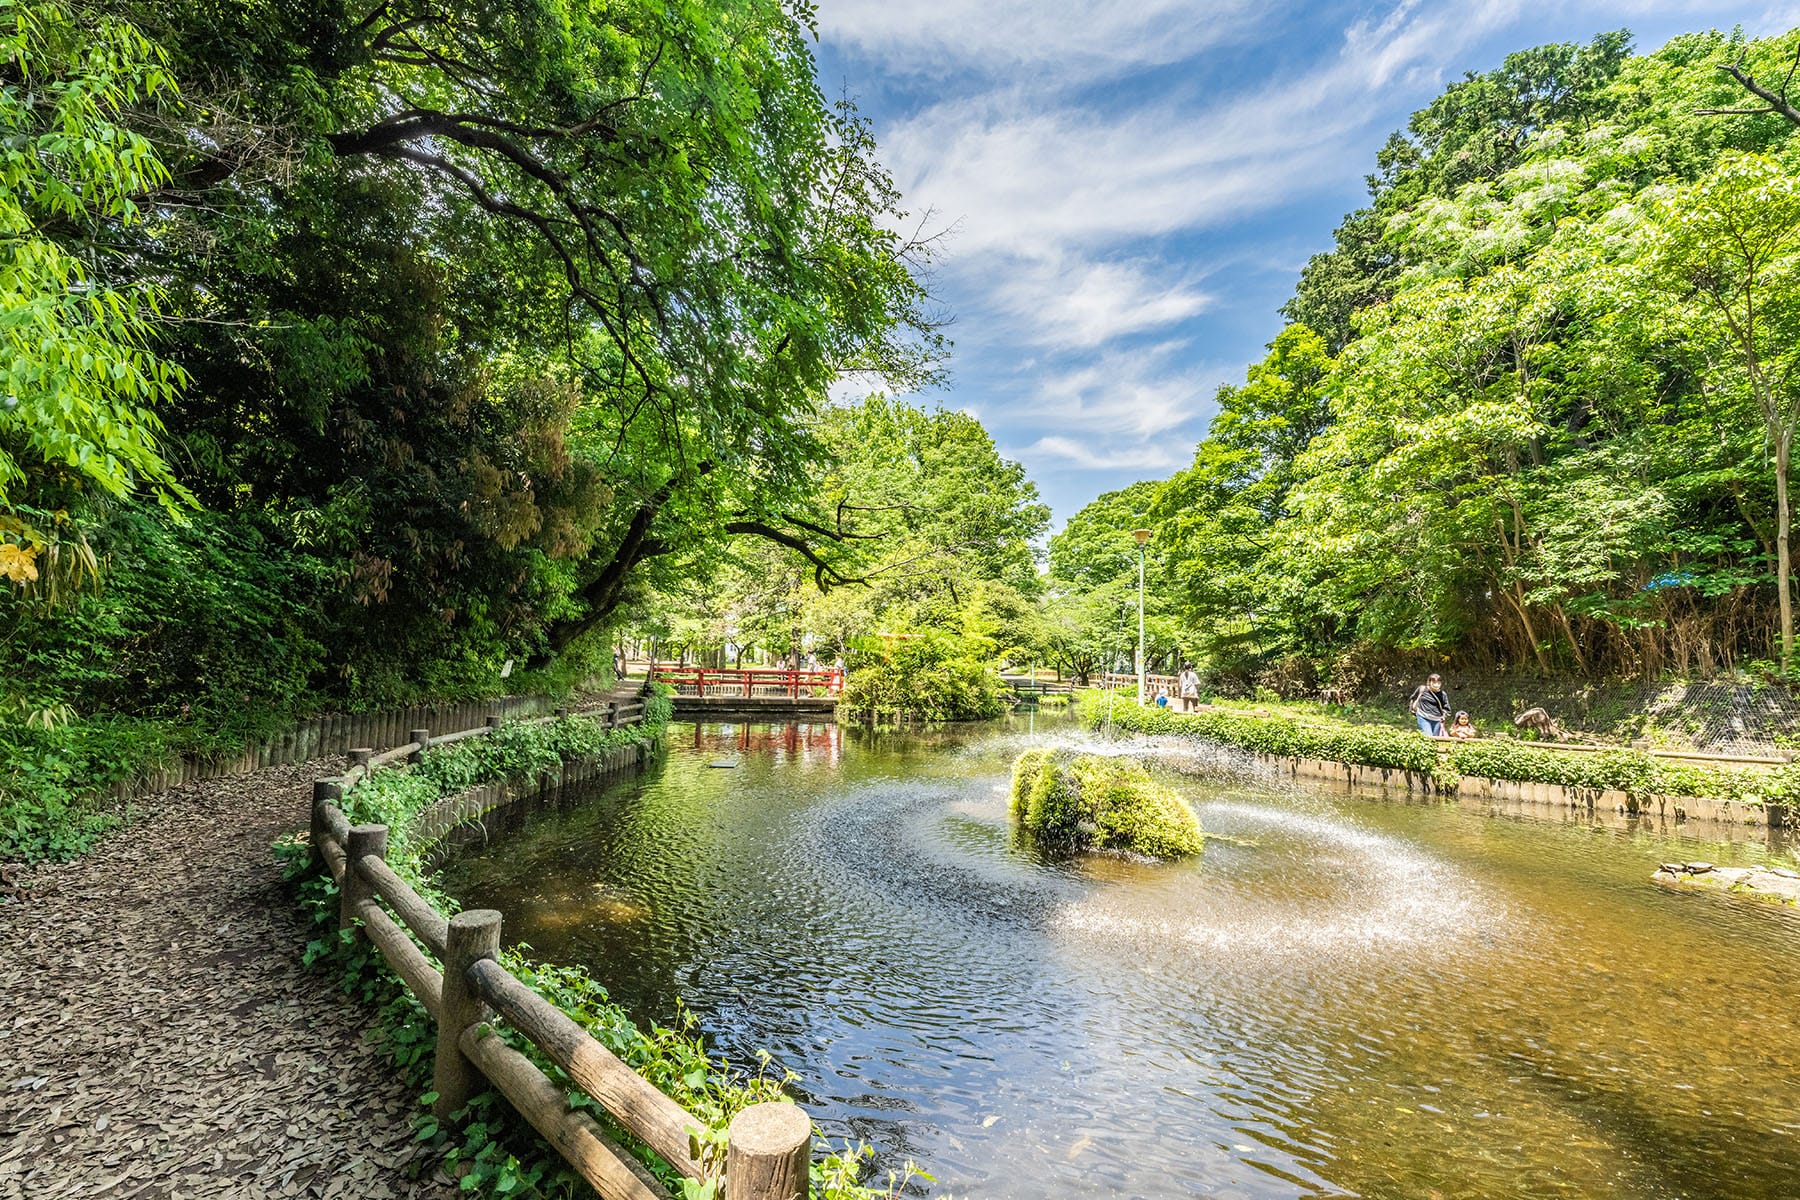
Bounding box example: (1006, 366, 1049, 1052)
(339, 824, 388, 932)
(310, 779, 342, 873)
(727, 1103, 810, 1200)
(409, 729, 430, 764)
(435, 908, 503, 1119)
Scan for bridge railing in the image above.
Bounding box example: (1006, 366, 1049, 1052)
(1098, 671, 1179, 693)
(651, 666, 844, 698)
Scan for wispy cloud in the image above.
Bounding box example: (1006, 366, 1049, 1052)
(819, 0, 1787, 518)
(984, 255, 1213, 349)
(880, 1, 1535, 261)
(816, 0, 1271, 80)
(1012, 436, 1188, 472)
(1015, 342, 1228, 443)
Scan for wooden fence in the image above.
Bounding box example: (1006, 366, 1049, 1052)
(108, 695, 554, 800)
(306, 700, 811, 1200)
(1098, 672, 1179, 694)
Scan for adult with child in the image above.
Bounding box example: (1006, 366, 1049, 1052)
(1408, 673, 1454, 737)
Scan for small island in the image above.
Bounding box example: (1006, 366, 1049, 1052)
(1010, 749, 1205, 858)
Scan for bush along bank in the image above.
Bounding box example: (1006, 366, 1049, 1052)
(1079, 692, 1800, 821)
(1010, 749, 1205, 858)
(276, 691, 915, 1200)
(839, 636, 1007, 723)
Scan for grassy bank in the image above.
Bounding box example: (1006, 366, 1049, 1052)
(278, 690, 915, 1200)
(0, 713, 272, 863)
(1080, 692, 1800, 815)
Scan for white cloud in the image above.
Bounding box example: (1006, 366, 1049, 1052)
(1012, 436, 1187, 472)
(817, 0, 1270, 80)
(1016, 342, 1226, 441)
(880, 1, 1540, 262)
(821, 0, 1784, 514)
(984, 255, 1214, 348)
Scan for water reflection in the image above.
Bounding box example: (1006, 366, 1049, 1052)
(439, 715, 1800, 1199)
(690, 719, 844, 766)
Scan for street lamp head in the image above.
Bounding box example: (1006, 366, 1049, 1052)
(1132, 528, 1152, 545)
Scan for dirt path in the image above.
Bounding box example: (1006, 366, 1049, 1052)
(0, 761, 460, 1200)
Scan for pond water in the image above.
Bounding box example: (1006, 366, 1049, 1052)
(438, 715, 1800, 1199)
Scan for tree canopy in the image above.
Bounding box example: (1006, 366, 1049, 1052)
(3, 0, 945, 723)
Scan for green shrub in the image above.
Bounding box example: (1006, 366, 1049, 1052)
(1010, 747, 1050, 818)
(289, 693, 915, 1200)
(1081, 691, 1800, 817)
(1010, 750, 1205, 858)
(840, 636, 1006, 722)
(1081, 691, 1438, 773)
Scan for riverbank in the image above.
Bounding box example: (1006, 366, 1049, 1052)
(1080, 692, 1800, 832)
(299, 693, 905, 1200)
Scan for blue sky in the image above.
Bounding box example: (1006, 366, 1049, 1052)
(812, 0, 1799, 528)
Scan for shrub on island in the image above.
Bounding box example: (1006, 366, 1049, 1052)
(1010, 749, 1205, 858)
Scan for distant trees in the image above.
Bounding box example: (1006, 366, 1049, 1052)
(1076, 27, 1800, 690)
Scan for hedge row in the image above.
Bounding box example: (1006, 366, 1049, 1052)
(1079, 692, 1800, 814)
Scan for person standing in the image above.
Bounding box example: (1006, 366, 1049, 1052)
(1409, 673, 1453, 737)
(1178, 662, 1201, 712)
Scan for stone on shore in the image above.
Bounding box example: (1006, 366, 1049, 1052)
(1652, 861, 1800, 905)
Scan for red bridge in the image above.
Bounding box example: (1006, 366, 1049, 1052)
(649, 665, 842, 713)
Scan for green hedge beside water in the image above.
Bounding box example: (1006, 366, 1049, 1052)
(278, 688, 909, 1200)
(1080, 692, 1800, 816)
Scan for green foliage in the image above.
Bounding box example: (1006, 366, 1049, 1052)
(0, 709, 264, 862)
(1082, 691, 1441, 773)
(4, 0, 946, 808)
(1042, 481, 1173, 683)
(1083, 691, 1800, 816)
(286, 701, 912, 1199)
(1009, 749, 1205, 858)
(0, 0, 191, 509)
(839, 636, 1007, 722)
(1085, 26, 1800, 685)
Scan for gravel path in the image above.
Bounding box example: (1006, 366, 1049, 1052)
(0, 761, 461, 1200)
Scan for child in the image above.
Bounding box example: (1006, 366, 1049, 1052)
(1449, 711, 1476, 740)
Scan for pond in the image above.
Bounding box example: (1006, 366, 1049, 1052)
(438, 715, 1800, 1199)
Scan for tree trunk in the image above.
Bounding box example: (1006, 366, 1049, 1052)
(1779, 429, 1793, 673)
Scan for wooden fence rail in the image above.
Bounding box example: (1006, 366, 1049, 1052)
(307, 701, 810, 1200)
(111, 695, 557, 801)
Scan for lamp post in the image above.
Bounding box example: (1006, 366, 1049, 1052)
(1132, 528, 1151, 705)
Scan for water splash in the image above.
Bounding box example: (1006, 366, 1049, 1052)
(1051, 800, 1501, 962)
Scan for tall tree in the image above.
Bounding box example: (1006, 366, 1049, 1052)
(1649, 154, 1800, 671)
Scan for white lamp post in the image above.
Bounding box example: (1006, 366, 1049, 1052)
(1132, 528, 1151, 705)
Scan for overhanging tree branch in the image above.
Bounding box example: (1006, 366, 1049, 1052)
(1697, 49, 1800, 127)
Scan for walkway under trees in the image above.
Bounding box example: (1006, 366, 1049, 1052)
(0, 761, 454, 1200)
